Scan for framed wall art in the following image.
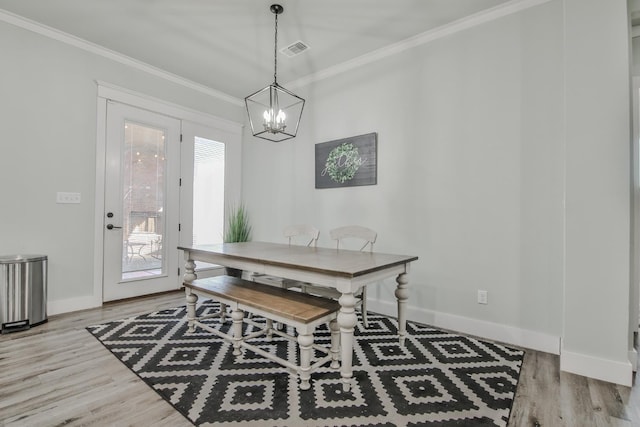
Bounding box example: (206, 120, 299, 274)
(315, 132, 377, 189)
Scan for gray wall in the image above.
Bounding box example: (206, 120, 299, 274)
(562, 0, 631, 382)
(0, 21, 244, 305)
(242, 0, 632, 384)
(244, 0, 564, 345)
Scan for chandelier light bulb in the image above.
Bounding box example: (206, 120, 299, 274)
(263, 108, 287, 133)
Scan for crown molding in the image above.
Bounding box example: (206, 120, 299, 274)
(0, 9, 244, 107)
(286, 0, 554, 90)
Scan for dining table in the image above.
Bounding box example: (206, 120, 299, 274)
(178, 241, 419, 391)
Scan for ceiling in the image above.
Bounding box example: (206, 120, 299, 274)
(0, 0, 513, 102)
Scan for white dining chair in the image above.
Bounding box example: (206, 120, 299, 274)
(302, 225, 377, 327)
(251, 224, 320, 290)
(284, 224, 320, 248)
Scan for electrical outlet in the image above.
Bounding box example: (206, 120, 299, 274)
(477, 290, 488, 305)
(56, 192, 81, 204)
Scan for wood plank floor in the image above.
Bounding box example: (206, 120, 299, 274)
(0, 291, 638, 426)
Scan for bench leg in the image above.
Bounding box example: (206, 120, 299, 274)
(329, 318, 340, 369)
(186, 291, 198, 333)
(361, 287, 368, 328)
(220, 303, 228, 323)
(266, 319, 273, 341)
(231, 309, 244, 356)
(184, 259, 197, 283)
(297, 328, 314, 390)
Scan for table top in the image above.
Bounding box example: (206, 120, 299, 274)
(178, 241, 418, 279)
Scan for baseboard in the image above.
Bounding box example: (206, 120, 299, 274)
(561, 349, 633, 387)
(47, 274, 222, 316)
(629, 348, 638, 372)
(366, 298, 561, 355)
(47, 294, 102, 316)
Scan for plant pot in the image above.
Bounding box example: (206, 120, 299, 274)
(225, 267, 243, 278)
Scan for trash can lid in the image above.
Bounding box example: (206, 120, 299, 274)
(0, 255, 48, 264)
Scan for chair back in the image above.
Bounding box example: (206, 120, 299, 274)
(283, 224, 320, 247)
(329, 225, 377, 252)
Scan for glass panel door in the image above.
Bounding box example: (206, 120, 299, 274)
(103, 102, 181, 301)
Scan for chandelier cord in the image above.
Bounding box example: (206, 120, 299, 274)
(273, 11, 278, 84)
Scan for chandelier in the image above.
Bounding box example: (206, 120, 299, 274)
(244, 4, 305, 142)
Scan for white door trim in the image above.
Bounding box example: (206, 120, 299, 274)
(96, 81, 243, 134)
(93, 82, 243, 306)
(631, 76, 640, 370)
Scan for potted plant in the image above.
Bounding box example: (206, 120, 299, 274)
(223, 203, 252, 277)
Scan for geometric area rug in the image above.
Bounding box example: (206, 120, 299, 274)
(87, 300, 524, 427)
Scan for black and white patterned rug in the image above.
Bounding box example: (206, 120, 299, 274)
(87, 300, 523, 426)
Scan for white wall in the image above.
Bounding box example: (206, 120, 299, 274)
(561, 0, 632, 385)
(243, 0, 633, 385)
(0, 20, 244, 311)
(245, 0, 565, 347)
(628, 2, 640, 370)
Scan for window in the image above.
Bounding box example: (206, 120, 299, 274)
(193, 137, 225, 246)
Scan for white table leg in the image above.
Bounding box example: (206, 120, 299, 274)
(337, 292, 357, 391)
(186, 289, 198, 333)
(395, 272, 409, 345)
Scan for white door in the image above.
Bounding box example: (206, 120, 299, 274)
(103, 101, 181, 301)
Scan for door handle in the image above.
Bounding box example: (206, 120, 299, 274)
(106, 224, 122, 230)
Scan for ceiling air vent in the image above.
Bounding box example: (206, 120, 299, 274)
(280, 40, 310, 57)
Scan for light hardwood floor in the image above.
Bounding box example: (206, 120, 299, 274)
(0, 291, 638, 426)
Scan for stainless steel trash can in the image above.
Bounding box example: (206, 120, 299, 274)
(0, 255, 48, 333)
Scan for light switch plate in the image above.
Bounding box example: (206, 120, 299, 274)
(477, 290, 488, 305)
(56, 192, 81, 204)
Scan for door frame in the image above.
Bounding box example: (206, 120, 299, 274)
(631, 76, 640, 371)
(94, 81, 243, 304)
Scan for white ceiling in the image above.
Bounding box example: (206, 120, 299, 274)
(0, 0, 514, 101)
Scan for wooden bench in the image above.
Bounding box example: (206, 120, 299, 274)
(184, 275, 341, 390)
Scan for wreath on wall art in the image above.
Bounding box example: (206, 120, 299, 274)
(315, 132, 377, 189)
(324, 142, 365, 184)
